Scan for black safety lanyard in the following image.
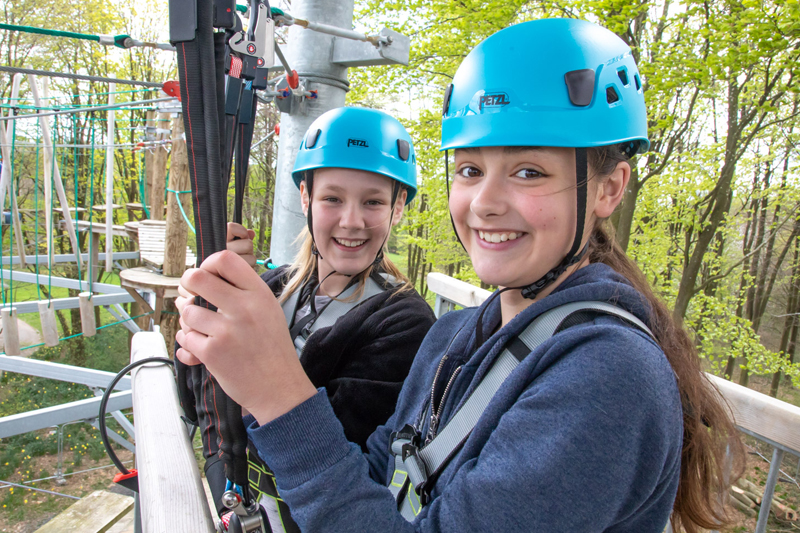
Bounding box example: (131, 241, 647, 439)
(171, 0, 271, 502)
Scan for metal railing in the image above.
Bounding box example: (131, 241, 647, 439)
(129, 332, 215, 532)
(426, 272, 800, 533)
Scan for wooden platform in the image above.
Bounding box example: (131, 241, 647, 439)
(120, 267, 182, 324)
(34, 490, 133, 533)
(58, 219, 130, 238)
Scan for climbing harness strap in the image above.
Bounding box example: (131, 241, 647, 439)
(388, 301, 654, 521)
(280, 273, 396, 356)
(171, 1, 275, 530)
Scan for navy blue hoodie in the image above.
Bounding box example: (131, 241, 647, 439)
(247, 263, 683, 532)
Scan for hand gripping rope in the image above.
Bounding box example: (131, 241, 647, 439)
(169, 0, 273, 530)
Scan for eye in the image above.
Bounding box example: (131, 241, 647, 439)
(321, 196, 341, 203)
(456, 165, 483, 178)
(365, 199, 385, 206)
(513, 168, 545, 179)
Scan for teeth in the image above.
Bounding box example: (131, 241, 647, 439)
(478, 231, 522, 243)
(335, 238, 366, 248)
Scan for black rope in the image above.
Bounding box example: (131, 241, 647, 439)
(99, 357, 174, 475)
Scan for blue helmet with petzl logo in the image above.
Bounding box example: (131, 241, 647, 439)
(440, 19, 649, 301)
(292, 107, 417, 204)
(441, 18, 648, 154)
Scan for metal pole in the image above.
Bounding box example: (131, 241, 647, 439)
(755, 446, 785, 533)
(269, 0, 355, 265)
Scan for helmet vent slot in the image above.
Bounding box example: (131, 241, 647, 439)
(397, 139, 410, 161)
(564, 69, 596, 107)
(606, 86, 620, 104)
(617, 69, 629, 86)
(634, 74, 641, 91)
(306, 128, 321, 149)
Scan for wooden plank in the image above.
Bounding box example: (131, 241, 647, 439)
(59, 220, 129, 237)
(707, 374, 800, 453)
(426, 272, 491, 308)
(38, 301, 59, 347)
(130, 332, 215, 533)
(2, 308, 21, 356)
(79, 293, 96, 337)
(34, 490, 133, 533)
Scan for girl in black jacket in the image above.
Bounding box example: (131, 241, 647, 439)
(181, 107, 435, 532)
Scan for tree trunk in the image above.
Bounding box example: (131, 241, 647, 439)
(612, 168, 641, 252)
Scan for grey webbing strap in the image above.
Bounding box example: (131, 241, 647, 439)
(306, 276, 390, 334)
(280, 275, 396, 355)
(391, 301, 653, 520)
(281, 289, 301, 327)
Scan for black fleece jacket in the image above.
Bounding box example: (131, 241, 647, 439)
(261, 266, 436, 448)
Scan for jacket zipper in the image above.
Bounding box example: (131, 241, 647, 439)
(426, 355, 462, 445)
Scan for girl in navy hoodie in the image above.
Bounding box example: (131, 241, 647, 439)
(176, 18, 743, 533)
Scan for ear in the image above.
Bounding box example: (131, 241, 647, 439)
(593, 161, 630, 219)
(299, 180, 310, 217)
(391, 188, 408, 227)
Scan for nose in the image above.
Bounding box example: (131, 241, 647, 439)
(339, 201, 367, 230)
(470, 171, 508, 219)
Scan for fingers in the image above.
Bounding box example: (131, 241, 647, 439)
(197, 250, 265, 293)
(178, 278, 198, 299)
(175, 345, 203, 366)
(226, 222, 252, 242)
(179, 304, 225, 337)
(175, 330, 206, 365)
(227, 238, 256, 268)
(180, 258, 247, 310)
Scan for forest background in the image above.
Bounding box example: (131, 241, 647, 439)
(2, 0, 800, 399)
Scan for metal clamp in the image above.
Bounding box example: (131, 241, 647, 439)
(222, 487, 268, 533)
(228, 2, 275, 69)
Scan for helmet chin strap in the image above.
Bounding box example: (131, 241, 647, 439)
(515, 147, 589, 300)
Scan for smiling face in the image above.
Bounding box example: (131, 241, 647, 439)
(449, 146, 626, 293)
(301, 168, 406, 281)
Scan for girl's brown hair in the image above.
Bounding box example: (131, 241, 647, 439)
(587, 145, 745, 533)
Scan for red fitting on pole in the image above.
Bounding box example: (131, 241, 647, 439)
(286, 70, 299, 89)
(274, 123, 280, 136)
(162, 80, 181, 101)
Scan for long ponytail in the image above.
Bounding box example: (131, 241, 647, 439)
(587, 145, 745, 532)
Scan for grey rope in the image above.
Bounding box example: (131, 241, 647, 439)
(0, 97, 176, 122)
(0, 65, 164, 88)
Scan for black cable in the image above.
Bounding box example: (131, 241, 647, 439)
(99, 357, 175, 475)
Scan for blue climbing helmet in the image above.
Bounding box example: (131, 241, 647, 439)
(441, 19, 649, 301)
(292, 107, 417, 204)
(441, 18, 648, 154)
